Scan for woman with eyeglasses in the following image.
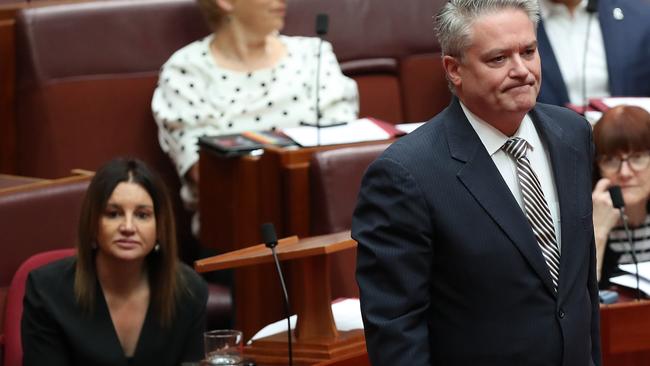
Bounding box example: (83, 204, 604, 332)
(592, 105, 650, 285)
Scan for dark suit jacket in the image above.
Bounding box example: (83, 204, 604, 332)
(22, 257, 208, 366)
(537, 0, 650, 106)
(353, 98, 601, 366)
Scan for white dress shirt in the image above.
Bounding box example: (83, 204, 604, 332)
(461, 102, 562, 251)
(540, 0, 610, 106)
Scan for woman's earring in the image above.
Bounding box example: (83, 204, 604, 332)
(154, 242, 161, 253)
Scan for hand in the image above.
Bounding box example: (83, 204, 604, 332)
(591, 178, 620, 236)
(592, 178, 621, 280)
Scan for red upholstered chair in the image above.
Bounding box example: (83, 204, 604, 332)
(2, 248, 76, 366)
(310, 143, 391, 299)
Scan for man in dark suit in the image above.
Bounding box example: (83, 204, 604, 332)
(537, 0, 650, 107)
(353, 1, 601, 365)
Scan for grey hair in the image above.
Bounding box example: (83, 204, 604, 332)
(434, 0, 540, 59)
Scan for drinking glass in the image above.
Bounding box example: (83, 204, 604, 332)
(203, 329, 243, 365)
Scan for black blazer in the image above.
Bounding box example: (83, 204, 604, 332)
(22, 257, 208, 366)
(353, 98, 601, 366)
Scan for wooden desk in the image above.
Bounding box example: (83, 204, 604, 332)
(600, 295, 650, 366)
(198, 140, 391, 340)
(0, 173, 44, 191)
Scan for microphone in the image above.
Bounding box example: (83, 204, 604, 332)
(314, 14, 329, 146)
(608, 185, 624, 209)
(586, 0, 598, 13)
(581, 0, 598, 111)
(261, 222, 278, 249)
(260, 223, 293, 366)
(608, 186, 641, 300)
(316, 13, 329, 36)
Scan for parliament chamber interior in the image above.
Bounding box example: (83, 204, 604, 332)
(1, 0, 650, 365)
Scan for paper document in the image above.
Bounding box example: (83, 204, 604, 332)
(619, 261, 650, 280)
(594, 97, 650, 112)
(248, 298, 363, 344)
(282, 118, 391, 147)
(610, 261, 650, 295)
(396, 122, 425, 134)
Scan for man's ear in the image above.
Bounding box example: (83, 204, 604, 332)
(442, 55, 462, 90)
(216, 0, 234, 12)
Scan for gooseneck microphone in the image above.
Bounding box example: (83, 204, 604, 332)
(586, 0, 598, 13)
(297, 14, 330, 146)
(314, 14, 328, 146)
(609, 185, 641, 300)
(260, 223, 293, 366)
(581, 0, 598, 111)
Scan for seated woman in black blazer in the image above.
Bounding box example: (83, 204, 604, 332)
(21, 158, 208, 366)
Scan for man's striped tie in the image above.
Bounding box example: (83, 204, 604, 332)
(503, 137, 560, 292)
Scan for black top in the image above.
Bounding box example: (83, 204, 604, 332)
(22, 257, 208, 366)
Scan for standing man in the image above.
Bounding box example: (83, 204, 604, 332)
(353, 1, 601, 365)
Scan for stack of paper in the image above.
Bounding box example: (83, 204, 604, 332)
(610, 261, 650, 295)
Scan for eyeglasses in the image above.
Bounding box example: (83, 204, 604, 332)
(597, 151, 650, 174)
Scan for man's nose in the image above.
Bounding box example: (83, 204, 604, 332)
(509, 55, 529, 78)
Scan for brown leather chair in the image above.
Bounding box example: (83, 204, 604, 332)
(284, 0, 451, 123)
(13, 0, 211, 262)
(310, 143, 391, 299)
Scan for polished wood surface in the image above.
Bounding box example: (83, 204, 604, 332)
(0, 173, 43, 191)
(600, 298, 650, 365)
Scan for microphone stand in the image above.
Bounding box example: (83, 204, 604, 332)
(618, 207, 642, 301)
(261, 223, 293, 366)
(315, 37, 323, 146)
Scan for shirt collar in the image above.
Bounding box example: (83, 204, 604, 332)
(460, 101, 537, 157)
(539, 0, 589, 20)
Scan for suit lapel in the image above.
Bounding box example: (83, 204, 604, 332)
(445, 99, 557, 296)
(529, 107, 580, 298)
(599, 0, 626, 95)
(537, 21, 570, 105)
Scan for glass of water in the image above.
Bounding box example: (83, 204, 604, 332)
(204, 329, 243, 365)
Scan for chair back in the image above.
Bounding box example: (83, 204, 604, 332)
(283, 0, 451, 123)
(310, 143, 390, 299)
(3, 248, 76, 366)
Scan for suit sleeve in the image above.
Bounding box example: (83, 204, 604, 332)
(21, 273, 73, 366)
(353, 156, 433, 366)
(586, 123, 602, 366)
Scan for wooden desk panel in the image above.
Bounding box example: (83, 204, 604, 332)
(600, 299, 650, 366)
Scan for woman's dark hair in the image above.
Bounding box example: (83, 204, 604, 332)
(593, 105, 650, 181)
(74, 158, 183, 326)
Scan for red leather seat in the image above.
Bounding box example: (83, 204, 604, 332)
(3, 248, 76, 366)
(310, 143, 391, 299)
